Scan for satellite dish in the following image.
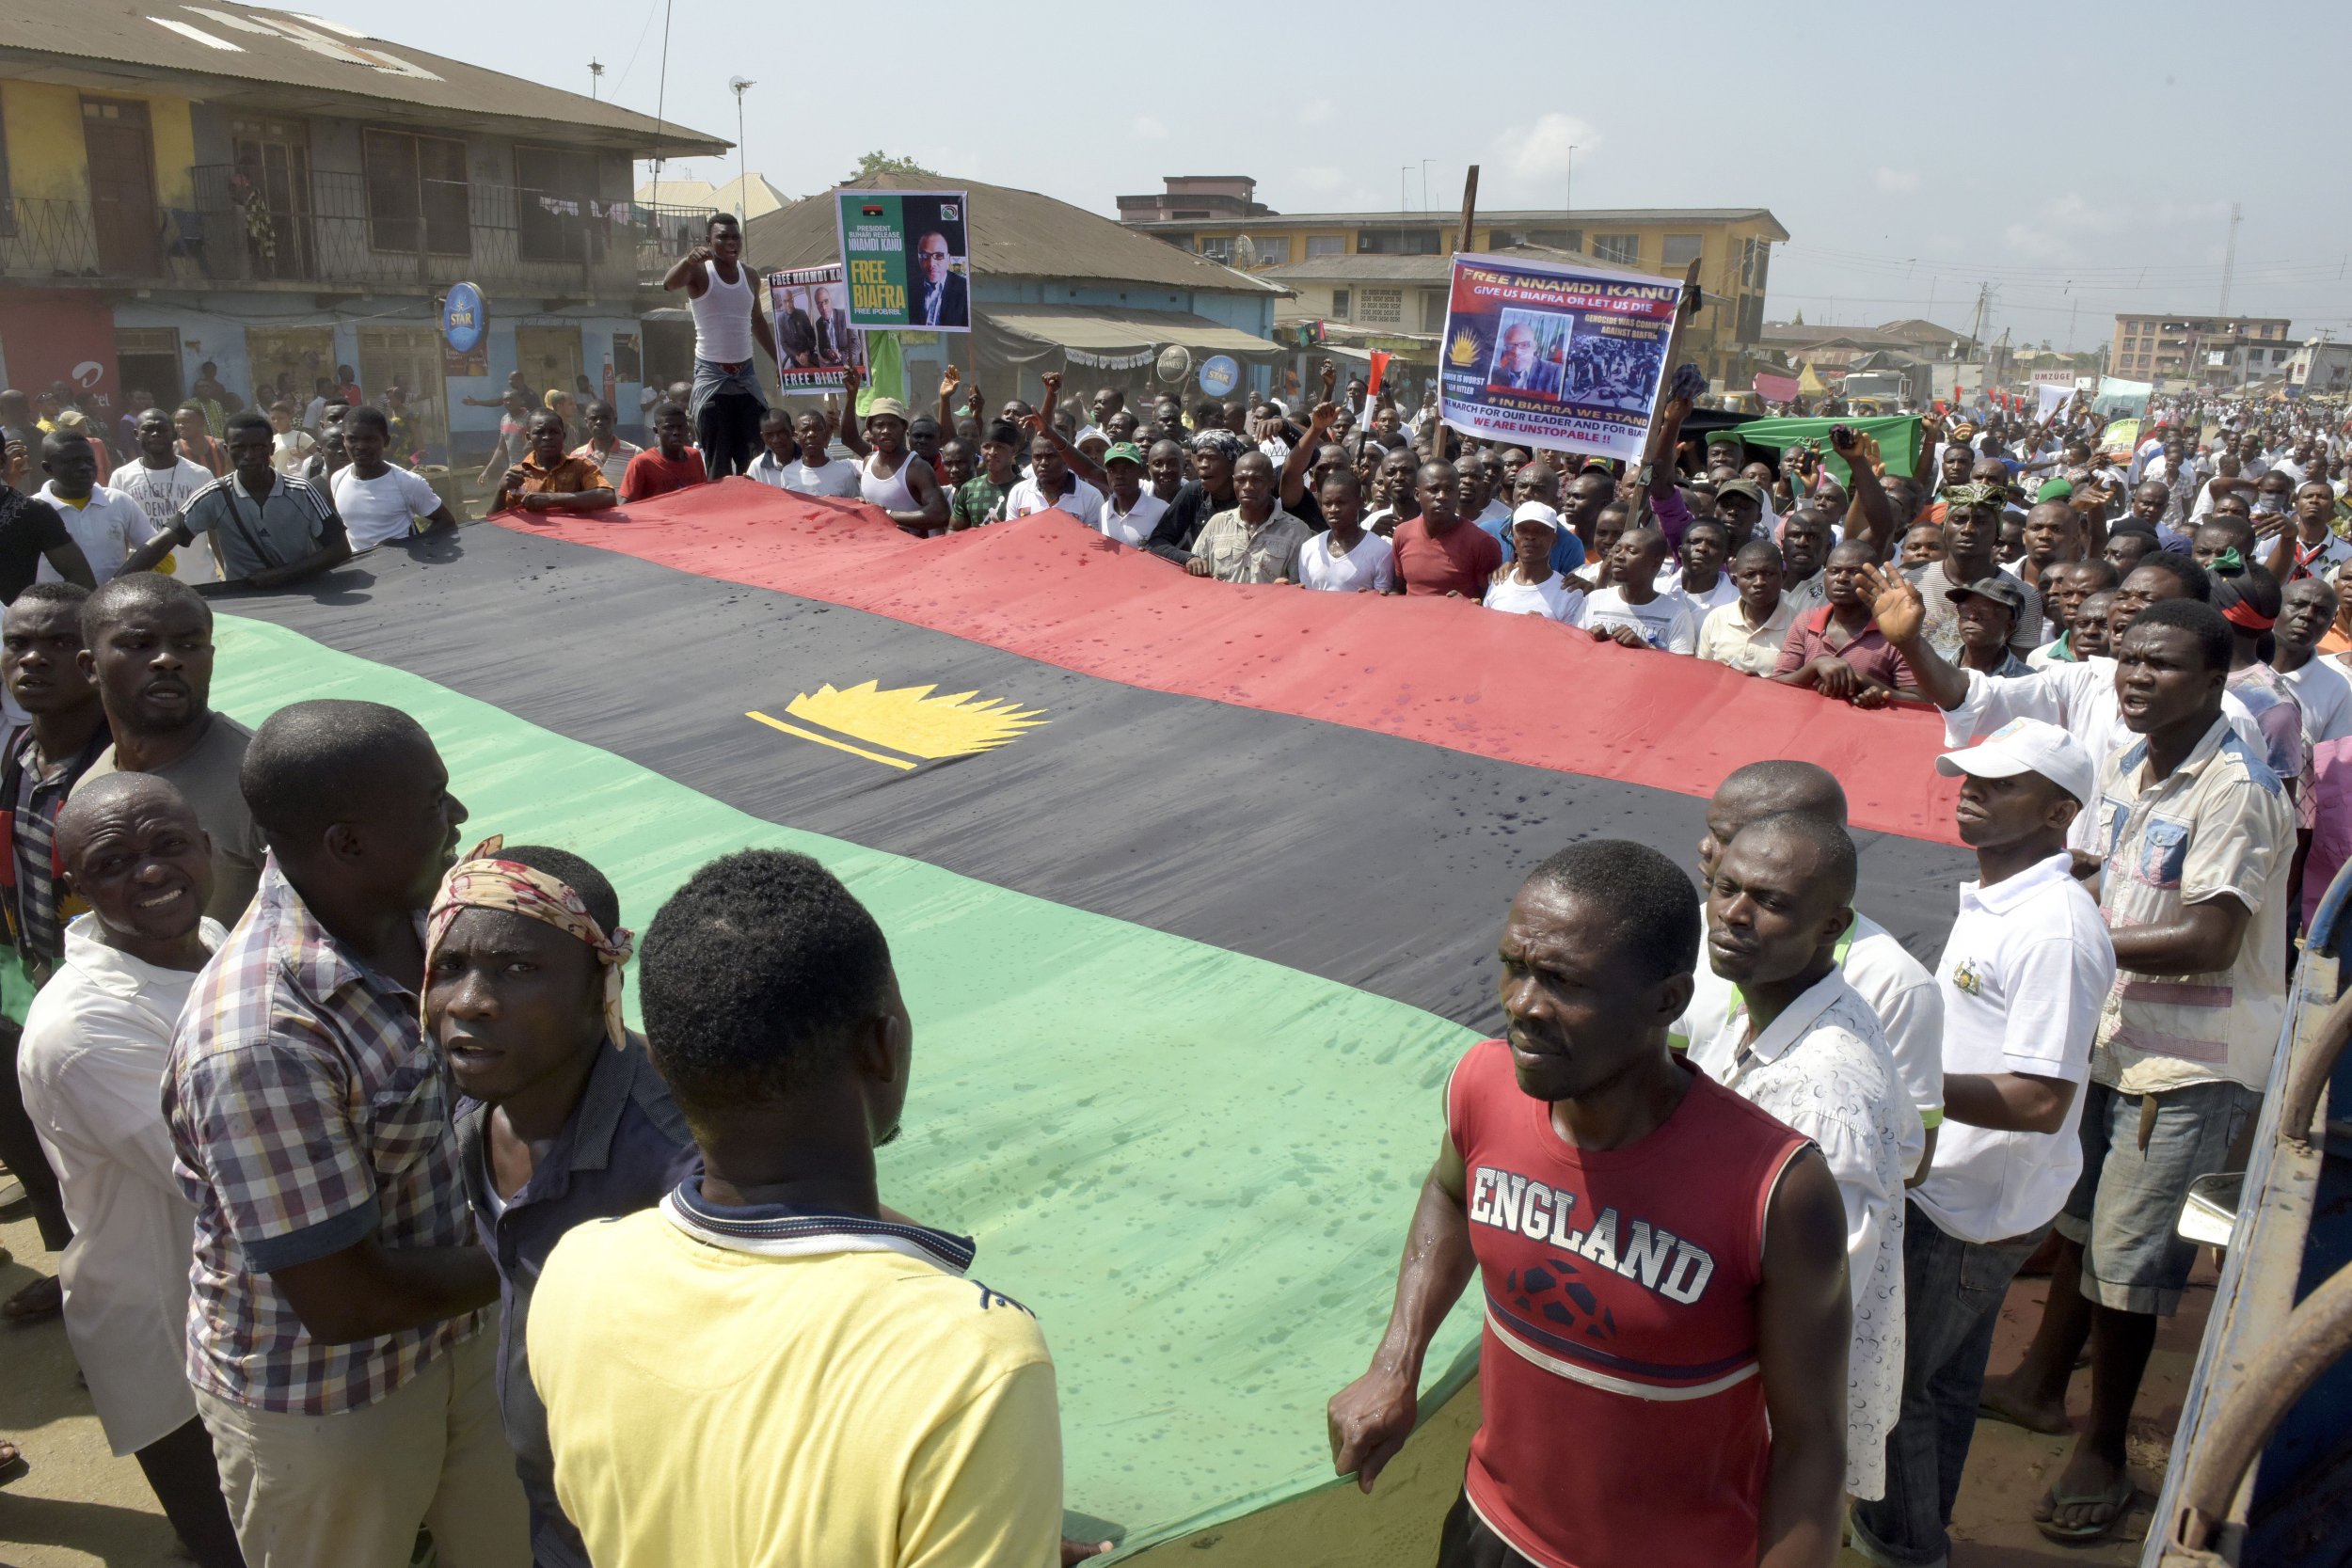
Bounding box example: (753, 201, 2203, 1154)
(1232, 234, 1259, 269)
(1155, 345, 1193, 386)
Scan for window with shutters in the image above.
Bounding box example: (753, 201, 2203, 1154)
(1592, 233, 1639, 266)
(1357, 288, 1403, 325)
(1661, 235, 1703, 268)
(1196, 236, 1232, 264)
(1253, 236, 1290, 264)
(1422, 291, 1447, 333)
(1305, 235, 1345, 259)
(1330, 288, 1351, 318)
(516, 143, 600, 262)
(362, 128, 470, 255)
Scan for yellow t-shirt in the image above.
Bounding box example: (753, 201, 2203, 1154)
(530, 1202, 1062, 1568)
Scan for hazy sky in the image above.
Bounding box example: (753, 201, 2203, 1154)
(294, 0, 2352, 352)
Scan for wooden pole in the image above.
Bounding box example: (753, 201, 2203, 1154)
(1631, 258, 1706, 528)
(1427, 166, 1478, 458)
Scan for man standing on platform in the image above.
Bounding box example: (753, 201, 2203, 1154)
(661, 214, 774, 481)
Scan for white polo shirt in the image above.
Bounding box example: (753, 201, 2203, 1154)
(35, 482, 156, 582)
(1675, 910, 1940, 1175)
(1095, 488, 1168, 547)
(1910, 853, 2116, 1246)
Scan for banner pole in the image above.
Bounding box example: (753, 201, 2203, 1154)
(1632, 259, 1705, 531)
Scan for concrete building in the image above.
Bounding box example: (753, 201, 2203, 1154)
(2108, 313, 2292, 385)
(1116, 175, 1788, 382)
(745, 172, 1283, 409)
(0, 0, 724, 465)
(2288, 338, 2352, 397)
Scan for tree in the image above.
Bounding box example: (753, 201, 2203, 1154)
(848, 150, 935, 182)
(1790, 309, 1804, 326)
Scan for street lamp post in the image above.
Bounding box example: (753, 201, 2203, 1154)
(727, 78, 755, 221)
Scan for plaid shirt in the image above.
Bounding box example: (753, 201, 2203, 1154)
(3, 723, 103, 967)
(165, 858, 480, 1415)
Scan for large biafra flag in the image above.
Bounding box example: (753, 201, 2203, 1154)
(213, 483, 1971, 1562)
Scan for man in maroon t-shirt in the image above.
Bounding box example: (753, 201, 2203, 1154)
(619, 402, 707, 502)
(1327, 840, 1851, 1568)
(1390, 460, 1503, 598)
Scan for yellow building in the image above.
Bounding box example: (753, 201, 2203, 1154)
(0, 0, 721, 459)
(1117, 177, 1787, 385)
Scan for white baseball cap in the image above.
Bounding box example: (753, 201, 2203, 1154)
(1511, 500, 1562, 534)
(1934, 717, 2096, 806)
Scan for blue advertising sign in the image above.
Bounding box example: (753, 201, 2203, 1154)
(440, 282, 486, 355)
(1197, 355, 1240, 398)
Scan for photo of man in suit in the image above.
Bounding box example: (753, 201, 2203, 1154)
(1487, 315, 1565, 399)
(909, 230, 969, 329)
(776, 281, 859, 368)
(806, 283, 854, 365)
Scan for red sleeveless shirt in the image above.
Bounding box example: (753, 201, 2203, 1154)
(1446, 1039, 1812, 1568)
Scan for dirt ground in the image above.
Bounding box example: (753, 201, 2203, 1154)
(0, 1193, 2215, 1568)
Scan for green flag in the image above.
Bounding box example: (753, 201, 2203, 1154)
(1716, 415, 1923, 483)
(857, 330, 909, 417)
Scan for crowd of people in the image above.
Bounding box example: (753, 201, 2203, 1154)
(0, 209, 2342, 1567)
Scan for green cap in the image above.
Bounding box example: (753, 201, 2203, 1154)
(2036, 478, 2074, 502)
(1103, 441, 1146, 467)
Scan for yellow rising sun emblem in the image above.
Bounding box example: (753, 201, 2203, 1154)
(749, 681, 1049, 771)
(1448, 328, 1482, 368)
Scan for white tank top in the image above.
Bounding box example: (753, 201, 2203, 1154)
(859, 453, 918, 513)
(690, 260, 755, 364)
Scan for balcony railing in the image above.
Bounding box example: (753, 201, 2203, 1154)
(0, 166, 664, 297)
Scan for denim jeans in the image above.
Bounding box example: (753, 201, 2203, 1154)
(1848, 1200, 2046, 1568)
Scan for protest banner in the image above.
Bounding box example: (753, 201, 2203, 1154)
(1753, 372, 1800, 404)
(834, 189, 973, 333)
(1436, 251, 1677, 462)
(766, 263, 869, 395)
(2097, 417, 2141, 457)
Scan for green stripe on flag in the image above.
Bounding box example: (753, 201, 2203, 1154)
(210, 615, 1483, 1553)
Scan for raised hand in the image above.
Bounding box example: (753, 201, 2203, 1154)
(1853, 562, 1925, 644)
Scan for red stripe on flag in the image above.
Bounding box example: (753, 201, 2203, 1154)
(497, 484, 1965, 844)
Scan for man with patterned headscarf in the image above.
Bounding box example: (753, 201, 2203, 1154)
(426, 837, 698, 1568)
(1905, 481, 2043, 663)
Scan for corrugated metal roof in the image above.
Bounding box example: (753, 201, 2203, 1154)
(1131, 206, 1790, 242)
(1257, 245, 1648, 285)
(988, 305, 1276, 358)
(742, 173, 1283, 295)
(0, 0, 726, 154)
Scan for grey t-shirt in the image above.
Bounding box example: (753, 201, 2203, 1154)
(78, 713, 263, 925)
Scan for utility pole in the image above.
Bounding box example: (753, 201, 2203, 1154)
(2217, 201, 2242, 317)
(1401, 166, 1410, 212)
(1967, 281, 1992, 356)
(588, 58, 603, 100)
(1565, 145, 1577, 220)
(1421, 159, 1433, 213)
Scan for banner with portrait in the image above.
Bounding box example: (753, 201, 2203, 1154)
(1435, 252, 1679, 463)
(834, 189, 973, 333)
(766, 263, 870, 394)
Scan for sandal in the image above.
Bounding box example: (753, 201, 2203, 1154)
(3, 1274, 62, 1324)
(0, 1438, 26, 1485)
(2034, 1473, 2137, 1544)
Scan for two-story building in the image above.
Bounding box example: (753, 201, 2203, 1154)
(0, 0, 725, 463)
(1116, 176, 1788, 384)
